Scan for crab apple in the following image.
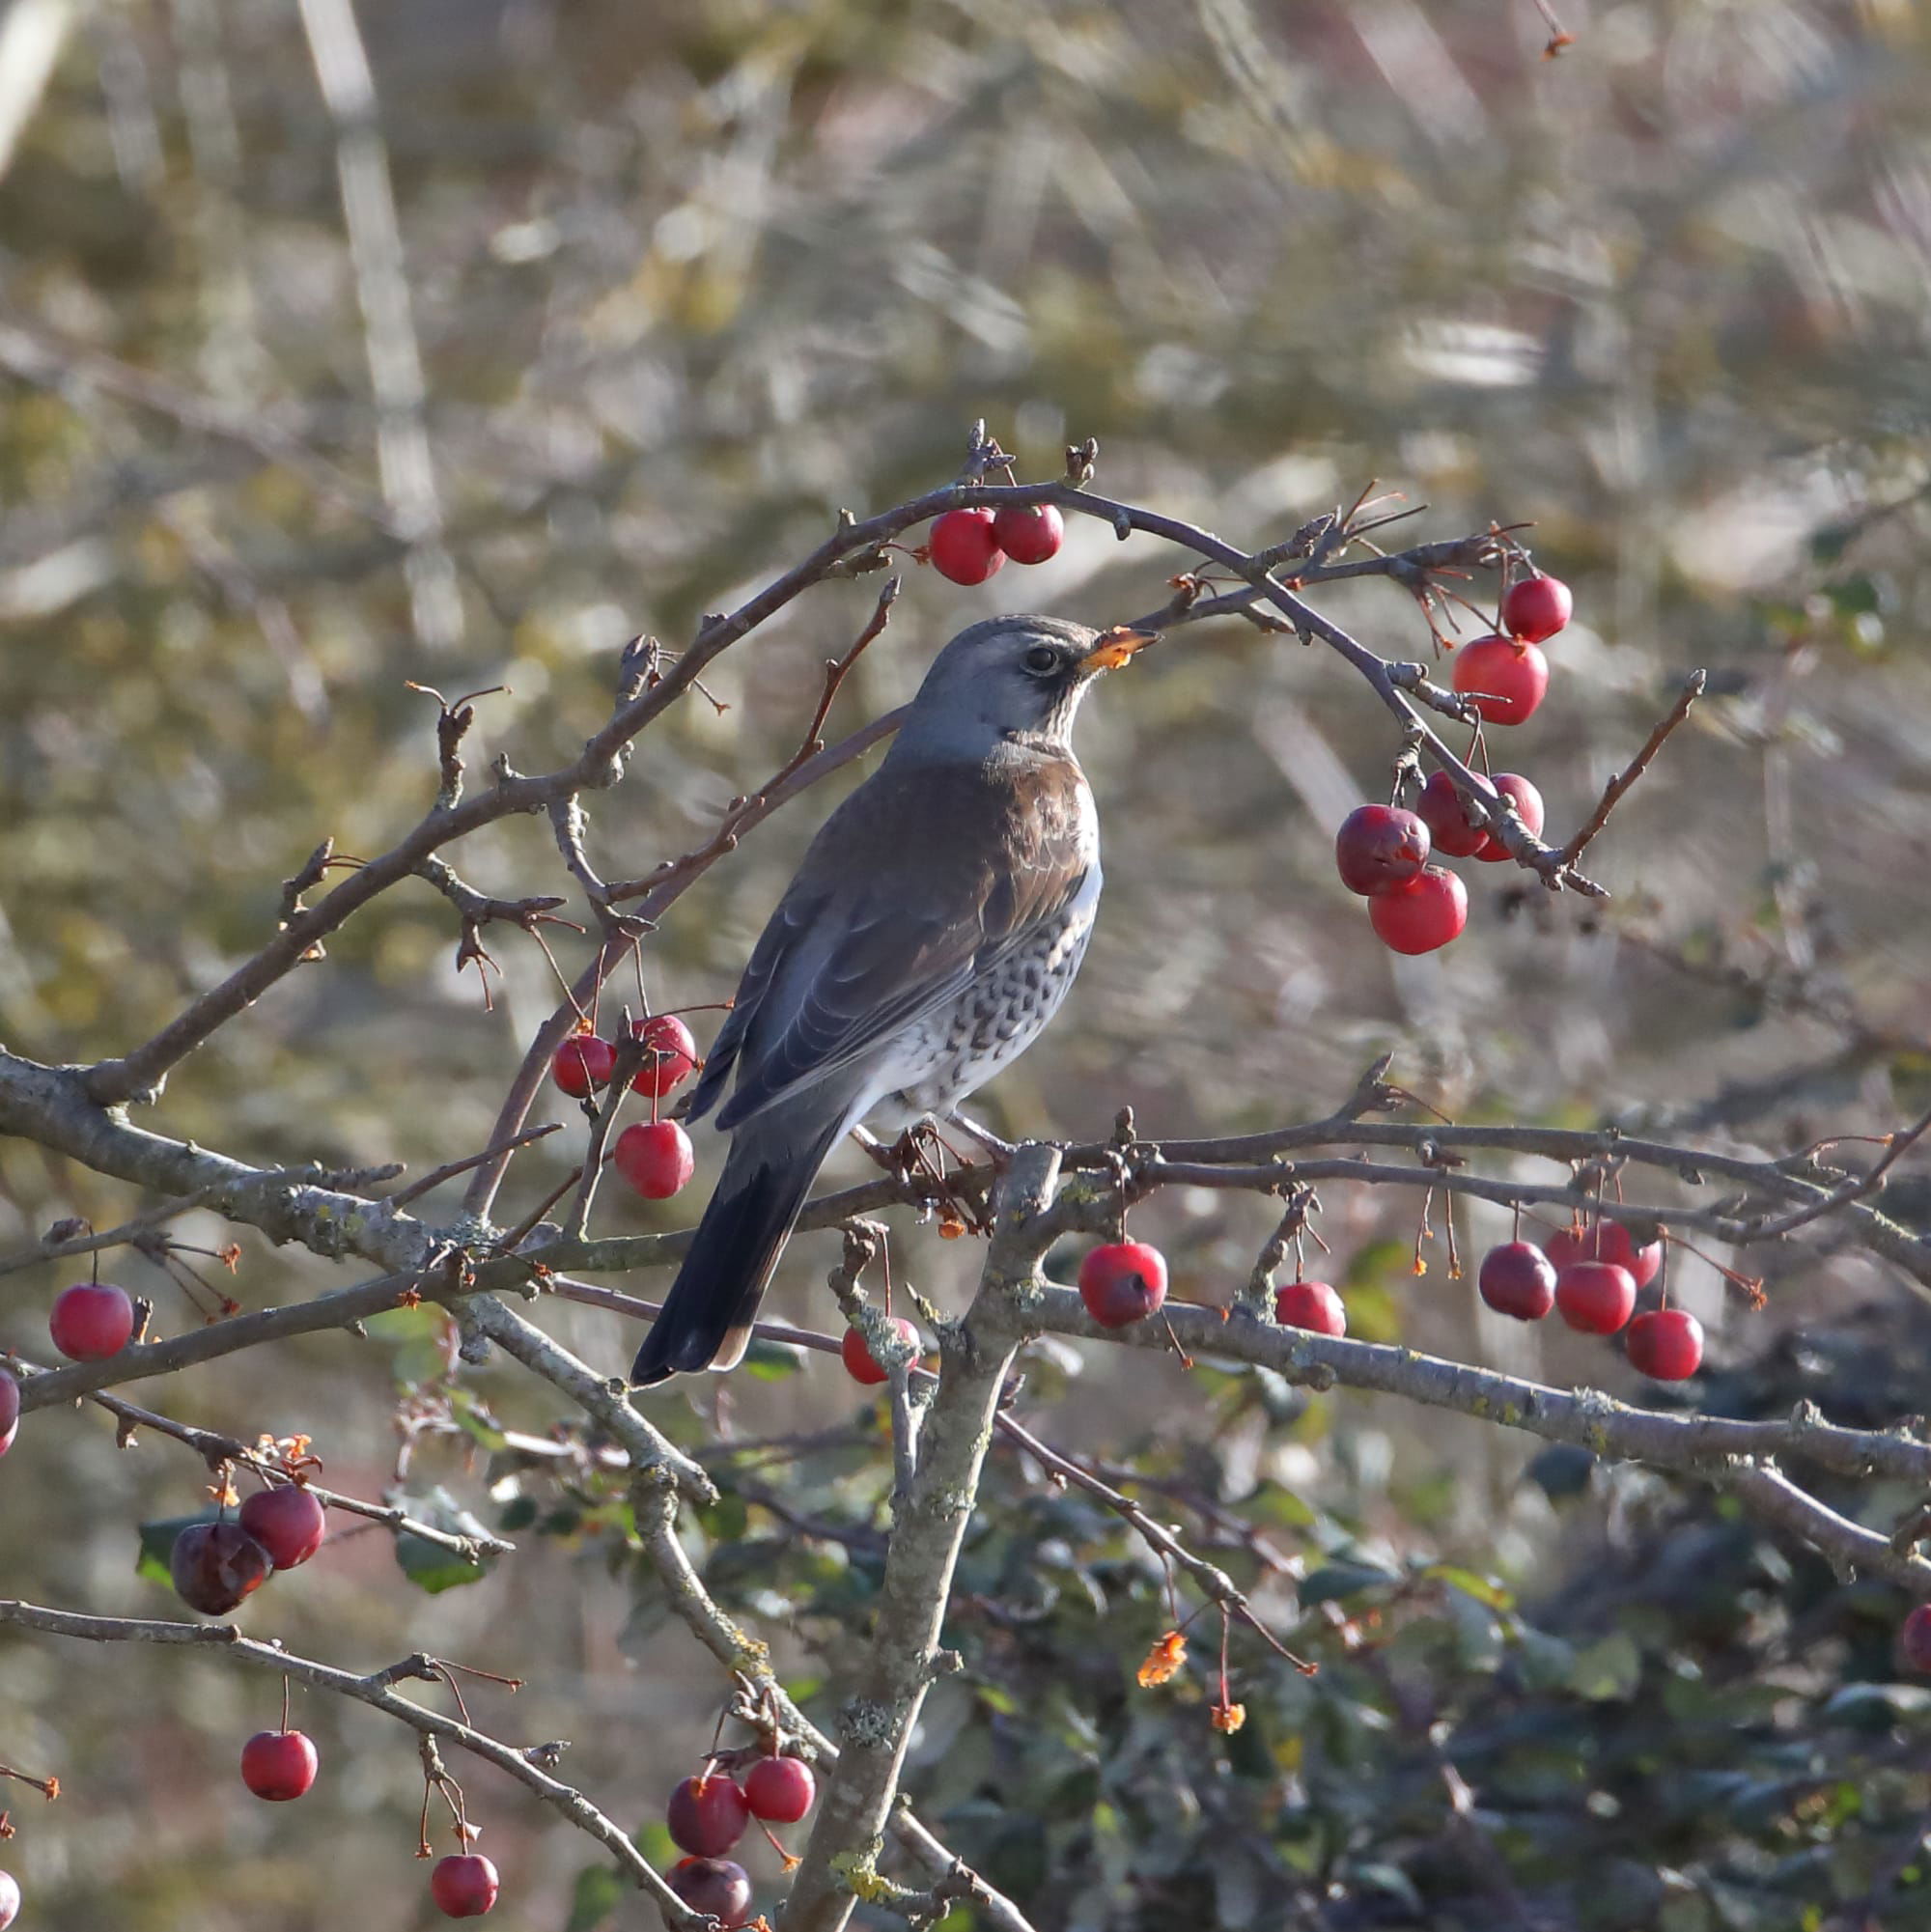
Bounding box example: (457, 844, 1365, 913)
(993, 502, 1064, 565)
(240, 1728, 318, 1801)
(1273, 1279, 1347, 1336)
(1478, 1242, 1556, 1322)
(1898, 1604, 1931, 1675)
(928, 508, 1005, 585)
(1415, 770, 1491, 859)
(430, 1855, 499, 1918)
(613, 1121, 694, 1200)
(1334, 804, 1430, 896)
(238, 1485, 327, 1570)
(841, 1317, 919, 1386)
(630, 1015, 698, 1097)
(742, 1753, 816, 1823)
(667, 1859, 752, 1929)
(1545, 1220, 1663, 1290)
(1451, 636, 1549, 726)
(1367, 865, 1468, 955)
(551, 1033, 616, 1099)
(170, 1520, 273, 1615)
(49, 1280, 135, 1360)
(0, 1369, 18, 1456)
(1500, 572, 1573, 644)
(0, 1872, 17, 1930)
(1626, 1308, 1703, 1381)
(1554, 1261, 1637, 1336)
(667, 1773, 750, 1858)
(1472, 773, 1546, 862)
(1077, 1242, 1169, 1329)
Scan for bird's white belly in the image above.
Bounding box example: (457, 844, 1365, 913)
(862, 869, 1100, 1133)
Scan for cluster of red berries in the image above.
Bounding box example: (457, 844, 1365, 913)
(1334, 573, 1572, 956)
(925, 503, 1065, 584)
(1477, 1221, 1703, 1380)
(662, 1755, 819, 1928)
(202, 1485, 494, 1905)
(550, 1015, 700, 1201)
(171, 1482, 328, 1615)
(235, 1676, 498, 1918)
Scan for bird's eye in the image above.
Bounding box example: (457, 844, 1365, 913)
(1021, 645, 1061, 677)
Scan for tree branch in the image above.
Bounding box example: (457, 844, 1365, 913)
(0, 1597, 698, 1922)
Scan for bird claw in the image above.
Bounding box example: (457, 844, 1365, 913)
(944, 1110, 1019, 1170)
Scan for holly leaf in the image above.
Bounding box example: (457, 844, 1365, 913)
(564, 1864, 624, 1932)
(136, 1511, 218, 1587)
(391, 1487, 491, 1594)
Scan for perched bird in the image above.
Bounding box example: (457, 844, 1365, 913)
(630, 613, 1150, 1384)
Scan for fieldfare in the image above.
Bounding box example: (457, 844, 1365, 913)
(630, 612, 1149, 1384)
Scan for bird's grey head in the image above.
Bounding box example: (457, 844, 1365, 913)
(887, 615, 1152, 762)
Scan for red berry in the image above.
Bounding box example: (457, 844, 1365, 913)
(1472, 773, 1546, 863)
(238, 1486, 327, 1570)
(630, 1015, 698, 1098)
(613, 1122, 695, 1200)
(1334, 804, 1430, 896)
(1500, 573, 1573, 644)
(841, 1317, 919, 1387)
(1544, 1222, 1663, 1290)
(170, 1520, 273, 1615)
(992, 503, 1064, 565)
(927, 508, 1005, 585)
(1367, 865, 1468, 955)
(0, 1370, 18, 1456)
(240, 1729, 318, 1801)
(667, 1858, 752, 1929)
(667, 1774, 750, 1858)
(1554, 1261, 1637, 1335)
(1451, 636, 1549, 726)
(49, 1281, 135, 1360)
(1897, 1604, 1931, 1674)
(430, 1854, 499, 1918)
(0, 1871, 18, 1930)
(1626, 1308, 1703, 1380)
(1273, 1279, 1347, 1336)
(1477, 1242, 1556, 1321)
(552, 1034, 617, 1099)
(742, 1754, 816, 1823)
(1415, 770, 1490, 858)
(1077, 1242, 1169, 1329)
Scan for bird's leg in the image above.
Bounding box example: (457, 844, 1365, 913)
(943, 1108, 1020, 1168)
(851, 1124, 901, 1171)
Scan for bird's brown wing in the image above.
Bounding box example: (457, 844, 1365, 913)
(694, 755, 1092, 1134)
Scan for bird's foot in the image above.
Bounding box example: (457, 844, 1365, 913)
(943, 1109, 1020, 1170)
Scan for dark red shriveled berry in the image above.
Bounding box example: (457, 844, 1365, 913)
(1335, 804, 1431, 895)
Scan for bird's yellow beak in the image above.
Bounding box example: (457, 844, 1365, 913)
(1079, 628, 1157, 672)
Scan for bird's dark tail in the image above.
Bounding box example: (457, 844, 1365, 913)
(630, 1110, 849, 1385)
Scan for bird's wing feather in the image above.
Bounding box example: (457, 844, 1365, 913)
(708, 756, 1092, 1132)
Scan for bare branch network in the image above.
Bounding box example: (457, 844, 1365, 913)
(4, 429, 1927, 1931)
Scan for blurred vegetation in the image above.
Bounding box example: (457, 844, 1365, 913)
(4, 0, 1931, 1927)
